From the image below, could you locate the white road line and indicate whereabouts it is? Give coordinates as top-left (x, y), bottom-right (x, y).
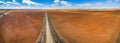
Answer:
top-left (45, 11), bottom-right (55, 43)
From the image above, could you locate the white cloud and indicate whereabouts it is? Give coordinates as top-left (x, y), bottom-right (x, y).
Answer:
top-left (51, 3), bottom-right (59, 7)
top-left (0, 1), bottom-right (5, 4)
top-left (76, 4), bottom-right (84, 6)
top-left (53, 0), bottom-right (72, 7)
top-left (6, 1), bottom-right (12, 4)
top-left (5, 1), bottom-right (21, 6)
top-left (54, 0), bottom-right (60, 3)
top-left (0, 0), bottom-right (21, 7)
top-left (0, 0), bottom-right (44, 9)
top-left (60, 1), bottom-right (71, 7)
top-left (96, 2), bottom-right (103, 5)
top-left (22, 0), bottom-right (43, 6)
top-left (0, 0), bottom-right (43, 7)
top-left (13, 0), bottom-right (16, 2)
top-left (76, 3), bottom-right (93, 7)
top-left (13, 2), bottom-right (20, 4)
top-left (84, 3), bottom-right (92, 6)
top-left (5, 1), bottom-right (12, 6)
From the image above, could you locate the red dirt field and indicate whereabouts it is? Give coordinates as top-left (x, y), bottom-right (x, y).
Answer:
top-left (0, 10), bottom-right (44, 43)
top-left (48, 10), bottom-right (120, 43)
top-left (0, 10), bottom-right (120, 43)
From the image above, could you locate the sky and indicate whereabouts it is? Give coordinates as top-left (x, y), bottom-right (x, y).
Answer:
top-left (0, 0), bottom-right (120, 9)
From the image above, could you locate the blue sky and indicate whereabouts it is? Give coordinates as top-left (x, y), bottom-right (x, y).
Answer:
top-left (0, 0), bottom-right (120, 9)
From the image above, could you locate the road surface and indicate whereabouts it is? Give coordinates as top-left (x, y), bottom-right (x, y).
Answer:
top-left (36, 11), bottom-right (66, 43)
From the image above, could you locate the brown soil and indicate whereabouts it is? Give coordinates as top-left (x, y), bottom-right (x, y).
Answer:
top-left (48, 10), bottom-right (120, 43)
top-left (0, 10), bottom-right (120, 43)
top-left (0, 10), bottom-right (44, 43)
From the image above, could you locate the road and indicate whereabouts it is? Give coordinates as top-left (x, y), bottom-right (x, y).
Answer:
top-left (36, 11), bottom-right (66, 43)
top-left (45, 10), bottom-right (55, 43)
